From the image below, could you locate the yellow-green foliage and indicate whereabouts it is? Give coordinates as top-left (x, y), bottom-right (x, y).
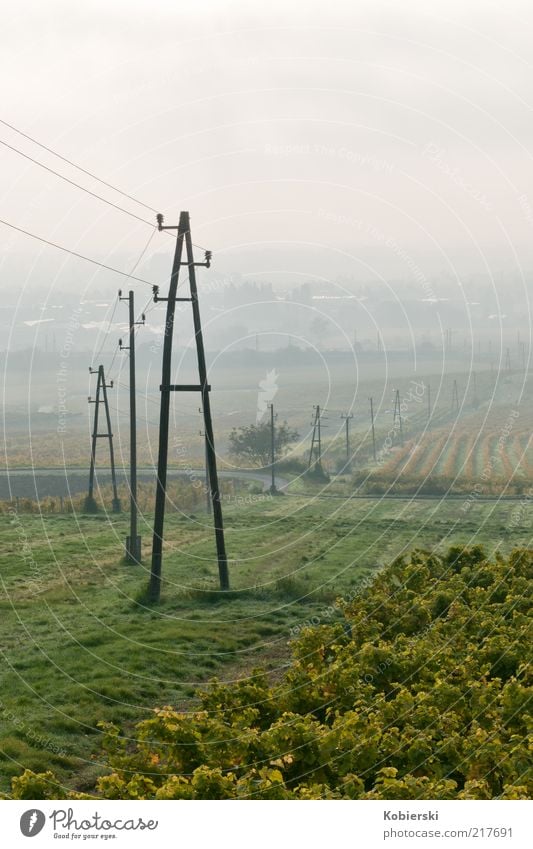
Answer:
top-left (8, 546), bottom-right (532, 800)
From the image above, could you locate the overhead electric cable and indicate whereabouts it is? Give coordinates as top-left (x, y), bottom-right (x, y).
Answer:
top-left (0, 217), bottom-right (156, 285)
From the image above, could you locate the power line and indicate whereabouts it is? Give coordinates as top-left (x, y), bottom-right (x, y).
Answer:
top-left (0, 117), bottom-right (158, 213)
top-left (0, 216), bottom-right (156, 285)
top-left (0, 119), bottom-right (212, 252)
top-left (0, 137), bottom-right (158, 229)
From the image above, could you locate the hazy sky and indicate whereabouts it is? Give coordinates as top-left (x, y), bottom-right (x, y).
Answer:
top-left (2, 0), bottom-right (533, 294)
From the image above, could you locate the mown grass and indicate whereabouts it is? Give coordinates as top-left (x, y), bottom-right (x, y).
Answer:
top-left (0, 494), bottom-right (530, 792)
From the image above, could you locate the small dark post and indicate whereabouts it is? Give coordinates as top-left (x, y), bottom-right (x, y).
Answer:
top-left (427, 382), bottom-right (431, 422)
top-left (369, 397), bottom-right (376, 461)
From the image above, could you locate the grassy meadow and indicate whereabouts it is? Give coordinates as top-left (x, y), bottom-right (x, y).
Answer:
top-left (0, 492), bottom-right (530, 793)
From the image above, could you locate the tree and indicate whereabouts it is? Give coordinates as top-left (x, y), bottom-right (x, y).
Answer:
top-left (228, 421), bottom-right (299, 468)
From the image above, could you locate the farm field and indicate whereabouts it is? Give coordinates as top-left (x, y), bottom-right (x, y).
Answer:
top-left (352, 403), bottom-right (533, 496)
top-left (0, 493), bottom-right (530, 793)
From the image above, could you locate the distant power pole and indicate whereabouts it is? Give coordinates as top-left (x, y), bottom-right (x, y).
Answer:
top-left (119, 290), bottom-right (145, 564)
top-left (392, 389), bottom-right (403, 446)
top-left (452, 379), bottom-right (460, 413)
top-left (86, 365), bottom-right (121, 514)
top-left (308, 405), bottom-right (326, 472)
top-left (472, 372), bottom-right (479, 407)
top-left (369, 397), bottom-right (376, 461)
top-left (505, 347), bottom-right (512, 372)
top-left (340, 412), bottom-right (353, 471)
top-left (427, 382), bottom-right (431, 423)
top-left (149, 211), bottom-right (229, 603)
top-left (269, 403), bottom-right (278, 494)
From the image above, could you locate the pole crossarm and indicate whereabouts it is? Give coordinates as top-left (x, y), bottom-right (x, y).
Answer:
top-left (161, 384), bottom-right (211, 392)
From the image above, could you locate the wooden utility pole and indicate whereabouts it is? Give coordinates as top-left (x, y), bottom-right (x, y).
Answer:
top-left (393, 389), bottom-right (403, 446)
top-left (369, 396), bottom-right (376, 461)
top-left (86, 365), bottom-right (120, 514)
top-left (149, 211), bottom-right (229, 602)
top-left (340, 412), bottom-right (353, 471)
top-left (308, 405), bottom-right (326, 472)
top-left (269, 403), bottom-right (278, 494)
top-left (452, 379), bottom-right (460, 413)
top-left (119, 290), bottom-right (144, 563)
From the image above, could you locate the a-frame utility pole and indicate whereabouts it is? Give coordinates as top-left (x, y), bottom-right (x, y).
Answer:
top-left (308, 405), bottom-right (326, 472)
top-left (149, 211), bottom-right (229, 603)
top-left (392, 389), bottom-right (403, 446)
top-left (85, 365), bottom-right (121, 514)
top-left (119, 290), bottom-right (145, 563)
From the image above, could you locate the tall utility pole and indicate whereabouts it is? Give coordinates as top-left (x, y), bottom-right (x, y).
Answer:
top-left (119, 290), bottom-right (145, 563)
top-left (86, 365), bottom-right (121, 514)
top-left (269, 403), bottom-right (278, 494)
top-left (392, 389), bottom-right (403, 446)
top-left (369, 396), bottom-right (376, 461)
top-left (340, 412), bottom-right (353, 471)
top-left (149, 211), bottom-right (229, 603)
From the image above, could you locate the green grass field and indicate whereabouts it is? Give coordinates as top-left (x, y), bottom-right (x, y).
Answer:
top-left (0, 493), bottom-right (530, 793)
